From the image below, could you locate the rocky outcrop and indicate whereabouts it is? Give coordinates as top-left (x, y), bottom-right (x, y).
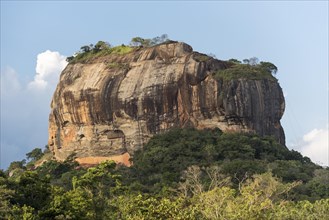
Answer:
top-left (48, 41), bottom-right (285, 165)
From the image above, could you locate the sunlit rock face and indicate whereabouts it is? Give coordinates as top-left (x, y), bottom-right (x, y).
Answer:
top-left (48, 41), bottom-right (285, 165)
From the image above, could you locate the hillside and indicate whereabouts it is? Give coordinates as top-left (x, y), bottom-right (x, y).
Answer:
top-left (2, 128), bottom-right (328, 219)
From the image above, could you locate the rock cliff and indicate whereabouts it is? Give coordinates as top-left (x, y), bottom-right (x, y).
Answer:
top-left (48, 41), bottom-right (285, 165)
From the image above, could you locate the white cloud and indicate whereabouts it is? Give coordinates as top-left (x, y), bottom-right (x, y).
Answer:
top-left (1, 66), bottom-right (21, 94)
top-left (28, 50), bottom-right (67, 90)
top-left (300, 126), bottom-right (328, 166)
top-left (1, 50), bottom-right (67, 169)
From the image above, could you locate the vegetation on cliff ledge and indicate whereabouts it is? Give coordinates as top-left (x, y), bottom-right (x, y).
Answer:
top-left (66, 41), bottom-right (134, 64)
top-left (214, 57), bottom-right (278, 81)
top-left (2, 129), bottom-right (328, 219)
top-left (66, 35), bottom-right (170, 64)
top-left (66, 36), bottom-right (279, 83)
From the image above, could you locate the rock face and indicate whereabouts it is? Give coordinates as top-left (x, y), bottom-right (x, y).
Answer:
top-left (48, 42), bottom-right (285, 165)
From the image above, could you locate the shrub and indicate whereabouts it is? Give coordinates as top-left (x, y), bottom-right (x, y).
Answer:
top-left (214, 63), bottom-right (277, 81)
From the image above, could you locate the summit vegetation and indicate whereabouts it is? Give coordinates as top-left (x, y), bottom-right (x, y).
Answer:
top-left (214, 57), bottom-right (279, 81)
top-left (65, 36), bottom-right (279, 84)
top-left (66, 34), bottom-right (170, 64)
top-left (1, 128), bottom-right (328, 219)
top-left (65, 41), bottom-right (134, 64)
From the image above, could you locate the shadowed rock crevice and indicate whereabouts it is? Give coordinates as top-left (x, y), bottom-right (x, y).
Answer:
top-left (48, 41), bottom-right (285, 163)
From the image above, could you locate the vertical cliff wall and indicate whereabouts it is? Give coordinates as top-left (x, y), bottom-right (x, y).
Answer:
top-left (48, 42), bottom-right (285, 165)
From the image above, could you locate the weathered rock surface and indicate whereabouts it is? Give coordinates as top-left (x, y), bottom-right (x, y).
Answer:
top-left (48, 42), bottom-right (285, 165)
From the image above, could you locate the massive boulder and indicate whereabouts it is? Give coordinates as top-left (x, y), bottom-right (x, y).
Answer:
top-left (48, 41), bottom-right (285, 165)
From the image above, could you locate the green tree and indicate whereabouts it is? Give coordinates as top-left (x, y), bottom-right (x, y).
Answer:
top-left (243, 58), bottom-right (249, 64)
top-left (193, 172), bottom-right (301, 219)
top-left (269, 160), bottom-right (316, 183)
top-left (41, 186), bottom-right (93, 219)
top-left (7, 160), bottom-right (26, 177)
top-left (242, 57), bottom-right (259, 65)
top-left (73, 160), bottom-right (122, 219)
top-left (10, 204), bottom-right (36, 220)
top-left (13, 171), bottom-right (51, 211)
top-left (292, 168), bottom-right (329, 201)
top-left (228, 58), bottom-right (241, 64)
top-left (130, 37), bottom-right (150, 47)
top-left (35, 156), bottom-right (82, 191)
top-left (150, 34), bottom-right (169, 45)
top-left (26, 148), bottom-right (43, 162)
top-left (260, 61), bottom-right (278, 75)
top-left (195, 186), bottom-right (236, 219)
top-left (178, 165), bottom-right (231, 198)
top-left (215, 133), bottom-right (256, 160)
top-left (131, 128), bottom-right (223, 191)
top-left (66, 56), bottom-right (74, 62)
top-left (0, 171), bottom-right (14, 219)
top-left (130, 35), bottom-right (169, 47)
top-left (116, 194), bottom-right (200, 219)
top-left (80, 45), bottom-right (91, 53)
top-left (93, 41), bottom-right (110, 52)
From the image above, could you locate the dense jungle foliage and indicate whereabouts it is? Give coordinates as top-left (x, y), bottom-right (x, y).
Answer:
top-left (1, 128), bottom-right (328, 219)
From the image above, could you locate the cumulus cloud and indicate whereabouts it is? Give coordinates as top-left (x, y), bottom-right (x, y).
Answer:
top-left (1, 50), bottom-right (67, 169)
top-left (300, 126), bottom-right (328, 166)
top-left (28, 50), bottom-right (67, 90)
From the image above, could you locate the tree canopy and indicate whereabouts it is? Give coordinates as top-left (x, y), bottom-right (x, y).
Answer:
top-left (130, 34), bottom-right (169, 47)
top-left (1, 128), bottom-right (328, 219)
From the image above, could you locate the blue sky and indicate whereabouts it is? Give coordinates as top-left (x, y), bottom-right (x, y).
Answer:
top-left (1, 1), bottom-right (328, 169)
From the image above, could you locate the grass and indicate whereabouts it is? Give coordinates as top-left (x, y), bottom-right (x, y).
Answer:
top-left (110, 45), bottom-right (134, 55)
top-left (213, 64), bottom-right (277, 81)
top-left (70, 45), bottom-right (134, 64)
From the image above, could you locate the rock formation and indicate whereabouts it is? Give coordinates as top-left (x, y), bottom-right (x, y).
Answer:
top-left (48, 41), bottom-right (285, 165)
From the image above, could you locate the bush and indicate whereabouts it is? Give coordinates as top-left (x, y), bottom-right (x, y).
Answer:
top-left (214, 63), bottom-right (277, 81)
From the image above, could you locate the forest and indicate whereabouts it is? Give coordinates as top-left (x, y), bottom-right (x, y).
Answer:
top-left (1, 128), bottom-right (328, 219)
